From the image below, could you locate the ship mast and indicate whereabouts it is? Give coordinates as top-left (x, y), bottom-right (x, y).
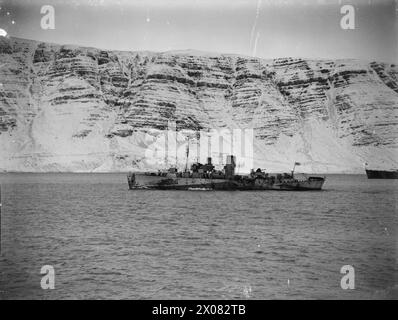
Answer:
top-left (207, 130), bottom-right (211, 162)
top-left (166, 120), bottom-right (178, 169)
top-left (196, 131), bottom-right (200, 163)
top-left (175, 122), bottom-right (178, 169)
top-left (165, 125), bottom-right (168, 168)
top-left (185, 136), bottom-right (189, 172)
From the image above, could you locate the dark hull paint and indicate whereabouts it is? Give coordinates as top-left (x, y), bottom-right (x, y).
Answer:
top-left (365, 169), bottom-right (398, 179)
top-left (127, 173), bottom-right (325, 191)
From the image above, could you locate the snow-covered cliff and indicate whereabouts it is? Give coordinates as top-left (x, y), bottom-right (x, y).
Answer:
top-left (0, 37), bottom-right (397, 173)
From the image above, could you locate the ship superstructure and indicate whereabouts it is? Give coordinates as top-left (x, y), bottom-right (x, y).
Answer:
top-left (127, 155), bottom-right (325, 191)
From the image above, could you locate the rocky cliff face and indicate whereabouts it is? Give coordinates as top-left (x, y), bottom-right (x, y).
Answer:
top-left (0, 37), bottom-right (397, 173)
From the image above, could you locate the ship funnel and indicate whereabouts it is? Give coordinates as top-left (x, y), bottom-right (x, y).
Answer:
top-left (226, 155), bottom-right (236, 165)
top-left (225, 155), bottom-right (236, 178)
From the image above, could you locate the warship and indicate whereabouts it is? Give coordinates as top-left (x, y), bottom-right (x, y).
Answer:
top-left (364, 162), bottom-right (398, 179)
top-left (365, 169), bottom-right (398, 179)
top-left (127, 155), bottom-right (325, 191)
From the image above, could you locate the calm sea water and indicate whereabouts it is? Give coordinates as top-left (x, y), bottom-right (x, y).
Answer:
top-left (0, 173), bottom-right (396, 299)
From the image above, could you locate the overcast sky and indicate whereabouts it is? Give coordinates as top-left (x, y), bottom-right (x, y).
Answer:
top-left (0, 0), bottom-right (396, 62)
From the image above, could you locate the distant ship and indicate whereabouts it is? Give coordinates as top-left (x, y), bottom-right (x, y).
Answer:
top-left (127, 155), bottom-right (325, 191)
top-left (365, 169), bottom-right (398, 179)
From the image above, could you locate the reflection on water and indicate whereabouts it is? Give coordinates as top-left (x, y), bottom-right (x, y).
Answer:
top-left (0, 173), bottom-right (396, 299)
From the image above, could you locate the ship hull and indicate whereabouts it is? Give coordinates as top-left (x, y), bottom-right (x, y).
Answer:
top-left (365, 169), bottom-right (398, 179)
top-left (128, 173), bottom-right (325, 191)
